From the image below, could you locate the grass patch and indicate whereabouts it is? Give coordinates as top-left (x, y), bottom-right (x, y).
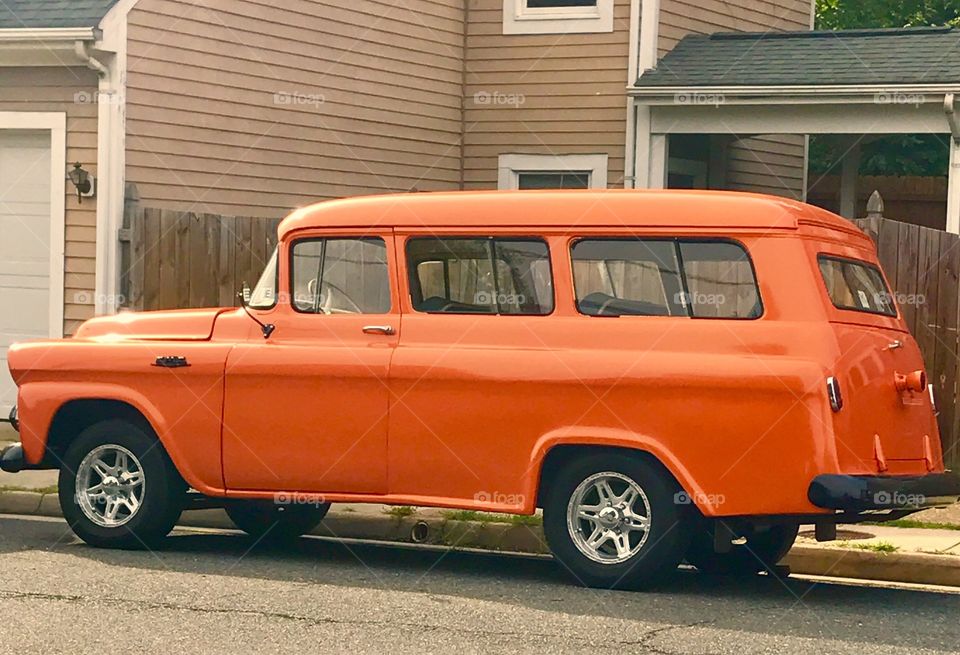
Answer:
top-left (382, 505), bottom-right (416, 519)
top-left (442, 510), bottom-right (542, 526)
top-left (0, 484), bottom-right (58, 495)
top-left (863, 519), bottom-right (960, 531)
top-left (852, 540), bottom-right (899, 554)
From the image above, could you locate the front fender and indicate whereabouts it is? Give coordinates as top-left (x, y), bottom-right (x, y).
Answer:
top-left (17, 381), bottom-right (225, 496)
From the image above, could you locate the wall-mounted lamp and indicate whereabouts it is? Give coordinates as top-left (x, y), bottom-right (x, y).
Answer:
top-left (68, 163), bottom-right (96, 203)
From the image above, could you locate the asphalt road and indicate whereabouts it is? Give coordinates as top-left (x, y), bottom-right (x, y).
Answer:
top-left (0, 515), bottom-right (958, 655)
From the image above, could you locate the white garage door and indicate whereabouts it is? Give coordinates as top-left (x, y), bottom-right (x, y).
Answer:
top-left (0, 131), bottom-right (52, 416)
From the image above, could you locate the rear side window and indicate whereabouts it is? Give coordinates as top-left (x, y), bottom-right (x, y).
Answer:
top-left (407, 237), bottom-right (554, 315)
top-left (679, 241), bottom-right (762, 319)
top-left (291, 237), bottom-right (391, 314)
top-left (818, 255), bottom-right (896, 317)
top-left (571, 239), bottom-right (761, 319)
top-left (570, 240), bottom-right (686, 316)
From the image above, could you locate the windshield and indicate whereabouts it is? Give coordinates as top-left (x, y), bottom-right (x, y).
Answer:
top-left (248, 247), bottom-right (278, 309)
top-left (818, 254), bottom-right (896, 317)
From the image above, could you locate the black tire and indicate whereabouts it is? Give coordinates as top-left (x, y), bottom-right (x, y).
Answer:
top-left (542, 453), bottom-right (691, 590)
top-left (59, 419), bottom-right (185, 549)
top-left (685, 520), bottom-right (798, 575)
top-left (226, 500), bottom-right (330, 542)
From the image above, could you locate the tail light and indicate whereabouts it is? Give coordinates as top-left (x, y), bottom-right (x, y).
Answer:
top-left (827, 377), bottom-right (843, 412)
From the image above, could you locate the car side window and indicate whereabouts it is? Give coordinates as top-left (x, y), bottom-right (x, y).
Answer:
top-left (291, 237), bottom-right (391, 314)
top-left (679, 241), bottom-right (761, 319)
top-left (406, 237), bottom-right (554, 315)
top-left (571, 239), bottom-right (761, 319)
top-left (571, 239), bottom-right (686, 316)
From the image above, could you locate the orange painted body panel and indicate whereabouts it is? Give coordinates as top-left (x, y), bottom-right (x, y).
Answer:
top-left (6, 191), bottom-right (945, 518)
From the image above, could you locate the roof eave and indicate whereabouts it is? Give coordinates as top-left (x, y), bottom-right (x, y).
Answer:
top-left (0, 26), bottom-right (97, 42)
top-left (628, 83), bottom-right (960, 103)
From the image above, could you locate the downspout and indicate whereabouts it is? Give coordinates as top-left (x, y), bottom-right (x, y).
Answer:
top-left (74, 40), bottom-right (108, 76)
top-left (623, 0), bottom-right (641, 188)
top-left (628, 0), bottom-right (661, 189)
top-left (944, 94), bottom-right (960, 234)
top-left (459, 1), bottom-right (470, 191)
top-left (944, 93), bottom-right (960, 141)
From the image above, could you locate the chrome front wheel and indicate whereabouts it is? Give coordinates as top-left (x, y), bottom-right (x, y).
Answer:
top-left (566, 471), bottom-right (652, 564)
top-left (60, 419), bottom-right (184, 549)
top-left (75, 444), bottom-right (146, 528)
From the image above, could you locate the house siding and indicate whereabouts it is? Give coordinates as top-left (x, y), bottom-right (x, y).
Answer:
top-left (659, 0), bottom-right (812, 199)
top-left (462, 0), bottom-right (632, 189)
top-left (0, 66), bottom-right (99, 335)
top-left (125, 0), bottom-right (465, 217)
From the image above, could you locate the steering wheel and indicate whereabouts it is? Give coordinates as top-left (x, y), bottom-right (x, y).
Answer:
top-left (318, 281), bottom-right (363, 315)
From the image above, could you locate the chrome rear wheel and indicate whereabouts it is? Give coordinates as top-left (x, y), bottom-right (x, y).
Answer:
top-left (566, 472), bottom-right (651, 564)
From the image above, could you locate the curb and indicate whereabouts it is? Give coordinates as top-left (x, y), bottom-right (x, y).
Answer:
top-left (3, 490), bottom-right (958, 587)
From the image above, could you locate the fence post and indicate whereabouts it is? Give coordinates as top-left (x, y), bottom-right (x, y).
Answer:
top-left (866, 189), bottom-right (885, 219)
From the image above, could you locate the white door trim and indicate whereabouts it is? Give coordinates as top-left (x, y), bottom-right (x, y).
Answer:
top-left (0, 111), bottom-right (66, 338)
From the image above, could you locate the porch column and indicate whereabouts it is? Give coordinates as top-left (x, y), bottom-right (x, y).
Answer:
top-left (647, 134), bottom-right (668, 188)
top-left (948, 138), bottom-right (960, 234)
top-left (839, 139), bottom-right (861, 219)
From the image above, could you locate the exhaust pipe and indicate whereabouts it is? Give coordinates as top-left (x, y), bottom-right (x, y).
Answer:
top-left (410, 520), bottom-right (430, 544)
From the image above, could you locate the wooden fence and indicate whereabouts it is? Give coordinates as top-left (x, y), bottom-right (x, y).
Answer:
top-left (120, 206), bottom-right (280, 311)
top-left (120, 206), bottom-right (960, 468)
top-left (855, 215), bottom-right (960, 468)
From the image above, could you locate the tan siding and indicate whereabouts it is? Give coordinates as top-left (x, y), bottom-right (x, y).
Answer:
top-left (463, 0), bottom-right (632, 189)
top-left (659, 0), bottom-right (811, 53)
top-left (0, 66), bottom-right (99, 335)
top-left (659, 0), bottom-right (811, 198)
top-left (125, 0), bottom-right (465, 216)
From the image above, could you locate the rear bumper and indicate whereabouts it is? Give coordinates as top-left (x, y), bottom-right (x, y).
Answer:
top-left (808, 472), bottom-right (960, 512)
top-left (0, 443), bottom-right (26, 473)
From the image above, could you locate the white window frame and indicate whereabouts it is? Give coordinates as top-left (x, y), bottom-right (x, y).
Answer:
top-left (502, 0), bottom-right (614, 35)
top-left (0, 112), bottom-right (66, 338)
top-left (498, 153), bottom-right (609, 190)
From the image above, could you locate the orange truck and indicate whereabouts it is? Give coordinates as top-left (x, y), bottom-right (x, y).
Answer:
top-left (4, 190), bottom-right (959, 589)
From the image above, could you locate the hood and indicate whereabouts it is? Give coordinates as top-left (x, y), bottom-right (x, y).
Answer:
top-left (73, 308), bottom-right (232, 341)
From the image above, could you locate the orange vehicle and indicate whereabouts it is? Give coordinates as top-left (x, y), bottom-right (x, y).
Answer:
top-left (4, 190), bottom-right (960, 589)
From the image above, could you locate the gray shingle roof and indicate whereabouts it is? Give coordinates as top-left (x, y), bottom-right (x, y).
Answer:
top-left (635, 27), bottom-right (960, 88)
top-left (0, 0), bottom-right (119, 29)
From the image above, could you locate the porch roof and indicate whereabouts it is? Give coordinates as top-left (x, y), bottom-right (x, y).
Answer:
top-left (0, 0), bottom-right (118, 29)
top-left (634, 27), bottom-right (960, 90)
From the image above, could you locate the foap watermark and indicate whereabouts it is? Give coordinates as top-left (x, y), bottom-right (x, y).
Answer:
top-left (675, 290), bottom-right (727, 309)
top-left (674, 91), bottom-right (725, 107)
top-left (273, 90), bottom-right (325, 108)
top-left (878, 291), bottom-right (926, 308)
top-left (274, 492), bottom-right (328, 508)
top-left (74, 90), bottom-right (124, 106)
top-left (475, 291), bottom-right (526, 306)
top-left (874, 92), bottom-right (927, 107)
top-left (473, 90), bottom-right (525, 107)
top-left (872, 491), bottom-right (925, 508)
top-left (474, 491), bottom-right (525, 506)
top-left (72, 291), bottom-right (127, 307)
top-left (674, 490), bottom-right (726, 507)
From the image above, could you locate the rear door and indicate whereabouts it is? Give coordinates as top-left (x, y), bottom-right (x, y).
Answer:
top-left (813, 247), bottom-right (937, 474)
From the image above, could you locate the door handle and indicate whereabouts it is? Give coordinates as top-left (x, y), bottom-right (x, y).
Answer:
top-left (362, 325), bottom-right (395, 335)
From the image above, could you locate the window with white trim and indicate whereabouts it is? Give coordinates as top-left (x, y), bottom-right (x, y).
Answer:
top-left (498, 154), bottom-right (609, 190)
top-left (502, 0), bottom-right (613, 35)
